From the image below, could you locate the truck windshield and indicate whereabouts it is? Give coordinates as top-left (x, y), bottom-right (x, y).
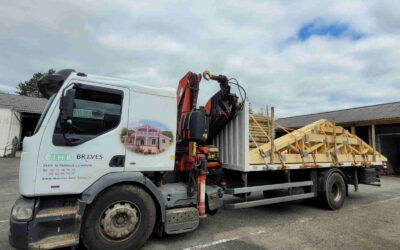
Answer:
top-left (33, 94), bottom-right (56, 134)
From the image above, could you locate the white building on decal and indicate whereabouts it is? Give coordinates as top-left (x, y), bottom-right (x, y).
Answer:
top-left (127, 124), bottom-right (171, 154)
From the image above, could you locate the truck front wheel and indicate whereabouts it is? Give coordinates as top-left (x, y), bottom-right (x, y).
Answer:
top-left (82, 184), bottom-right (156, 250)
top-left (321, 172), bottom-right (346, 210)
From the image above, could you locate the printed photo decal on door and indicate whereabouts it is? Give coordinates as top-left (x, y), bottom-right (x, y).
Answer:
top-left (120, 120), bottom-right (174, 155)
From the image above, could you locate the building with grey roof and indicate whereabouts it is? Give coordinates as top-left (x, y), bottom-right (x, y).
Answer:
top-left (0, 93), bottom-right (47, 114)
top-left (277, 101), bottom-right (400, 128)
top-left (0, 93), bottom-right (47, 157)
top-left (276, 102), bottom-right (400, 174)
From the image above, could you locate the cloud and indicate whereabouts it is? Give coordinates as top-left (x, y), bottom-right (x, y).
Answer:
top-left (98, 34), bottom-right (185, 53)
top-left (1, 0), bottom-right (400, 118)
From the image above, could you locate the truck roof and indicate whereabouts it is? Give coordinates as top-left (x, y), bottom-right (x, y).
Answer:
top-left (68, 72), bottom-right (176, 98)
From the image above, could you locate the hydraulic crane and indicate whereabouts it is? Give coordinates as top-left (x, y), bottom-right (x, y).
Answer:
top-left (175, 70), bottom-right (245, 216)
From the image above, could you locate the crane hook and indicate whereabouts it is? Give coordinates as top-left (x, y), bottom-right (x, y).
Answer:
top-left (203, 70), bottom-right (213, 81)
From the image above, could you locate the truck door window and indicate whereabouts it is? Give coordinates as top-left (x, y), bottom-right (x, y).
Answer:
top-left (53, 85), bottom-right (123, 146)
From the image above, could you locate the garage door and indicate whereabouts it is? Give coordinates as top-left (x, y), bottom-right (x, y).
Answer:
top-left (379, 135), bottom-right (400, 174)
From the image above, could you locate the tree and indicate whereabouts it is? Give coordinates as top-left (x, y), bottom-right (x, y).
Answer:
top-left (120, 128), bottom-right (135, 142)
top-left (16, 69), bottom-right (55, 97)
top-left (162, 131), bottom-right (173, 140)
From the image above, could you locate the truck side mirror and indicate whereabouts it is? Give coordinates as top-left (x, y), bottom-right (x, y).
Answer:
top-left (60, 89), bottom-right (76, 126)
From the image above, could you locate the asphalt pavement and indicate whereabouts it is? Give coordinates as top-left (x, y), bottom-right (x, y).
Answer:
top-left (1, 158), bottom-right (399, 250)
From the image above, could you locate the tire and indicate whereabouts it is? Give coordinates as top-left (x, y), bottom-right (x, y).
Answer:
top-left (206, 207), bottom-right (219, 216)
top-left (206, 199), bottom-right (219, 216)
top-left (81, 184), bottom-right (156, 250)
top-left (320, 172), bottom-right (346, 210)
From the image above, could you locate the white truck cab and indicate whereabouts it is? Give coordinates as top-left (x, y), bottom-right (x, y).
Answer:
top-left (20, 72), bottom-right (177, 196)
top-left (10, 70), bottom-right (198, 250)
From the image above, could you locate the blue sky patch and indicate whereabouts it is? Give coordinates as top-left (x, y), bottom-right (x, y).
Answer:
top-left (297, 20), bottom-right (363, 41)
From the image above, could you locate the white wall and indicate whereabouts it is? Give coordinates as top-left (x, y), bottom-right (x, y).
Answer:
top-left (214, 102), bottom-right (250, 172)
top-left (0, 108), bottom-right (21, 157)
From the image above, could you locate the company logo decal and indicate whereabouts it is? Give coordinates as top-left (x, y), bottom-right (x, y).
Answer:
top-left (77, 154), bottom-right (103, 161)
top-left (46, 153), bottom-right (72, 161)
top-left (120, 120), bottom-right (174, 155)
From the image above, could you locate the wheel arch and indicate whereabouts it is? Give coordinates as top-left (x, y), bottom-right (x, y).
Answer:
top-left (81, 172), bottom-right (165, 223)
top-left (317, 168), bottom-right (349, 196)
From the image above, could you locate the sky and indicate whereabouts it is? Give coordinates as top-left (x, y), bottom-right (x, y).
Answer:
top-left (129, 120), bottom-right (170, 132)
top-left (1, 0), bottom-right (400, 118)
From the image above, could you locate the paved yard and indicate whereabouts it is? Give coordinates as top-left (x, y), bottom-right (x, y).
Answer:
top-left (1, 158), bottom-right (399, 249)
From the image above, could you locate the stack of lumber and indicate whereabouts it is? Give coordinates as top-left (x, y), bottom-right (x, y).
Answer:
top-left (249, 119), bottom-right (387, 166)
top-left (249, 114), bottom-right (273, 149)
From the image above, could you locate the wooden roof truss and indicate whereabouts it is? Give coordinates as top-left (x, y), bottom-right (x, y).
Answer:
top-left (249, 118), bottom-right (387, 167)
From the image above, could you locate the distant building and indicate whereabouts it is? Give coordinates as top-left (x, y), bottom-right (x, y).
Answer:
top-left (127, 124), bottom-right (171, 154)
top-left (0, 93), bottom-right (47, 157)
top-left (277, 101), bottom-right (400, 174)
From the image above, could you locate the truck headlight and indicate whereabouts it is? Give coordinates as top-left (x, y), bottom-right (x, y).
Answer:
top-left (11, 197), bottom-right (35, 221)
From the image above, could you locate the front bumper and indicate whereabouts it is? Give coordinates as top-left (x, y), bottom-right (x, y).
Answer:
top-left (9, 217), bottom-right (28, 249)
top-left (9, 196), bottom-right (82, 249)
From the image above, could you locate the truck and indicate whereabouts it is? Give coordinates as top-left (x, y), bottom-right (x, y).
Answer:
top-left (9, 69), bottom-right (386, 249)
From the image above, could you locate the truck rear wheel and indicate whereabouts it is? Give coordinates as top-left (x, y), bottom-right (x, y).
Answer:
top-left (321, 172), bottom-right (346, 210)
top-left (82, 184), bottom-right (156, 250)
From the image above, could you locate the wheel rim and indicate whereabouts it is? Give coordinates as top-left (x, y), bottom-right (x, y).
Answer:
top-left (99, 201), bottom-right (140, 241)
top-left (331, 181), bottom-right (342, 202)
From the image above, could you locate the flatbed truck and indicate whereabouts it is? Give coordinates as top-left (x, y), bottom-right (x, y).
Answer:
top-left (9, 69), bottom-right (385, 249)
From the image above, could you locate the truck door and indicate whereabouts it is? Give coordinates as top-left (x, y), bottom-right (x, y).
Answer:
top-left (35, 82), bottom-right (129, 195)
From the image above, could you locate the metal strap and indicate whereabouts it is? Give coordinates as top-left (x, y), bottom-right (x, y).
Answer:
top-left (249, 132), bottom-right (269, 170)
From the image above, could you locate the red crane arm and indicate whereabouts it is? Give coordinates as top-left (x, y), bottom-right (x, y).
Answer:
top-left (176, 72), bottom-right (202, 137)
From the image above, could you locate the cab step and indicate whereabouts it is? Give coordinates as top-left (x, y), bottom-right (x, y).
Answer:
top-left (30, 233), bottom-right (77, 249)
top-left (35, 206), bottom-right (78, 222)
